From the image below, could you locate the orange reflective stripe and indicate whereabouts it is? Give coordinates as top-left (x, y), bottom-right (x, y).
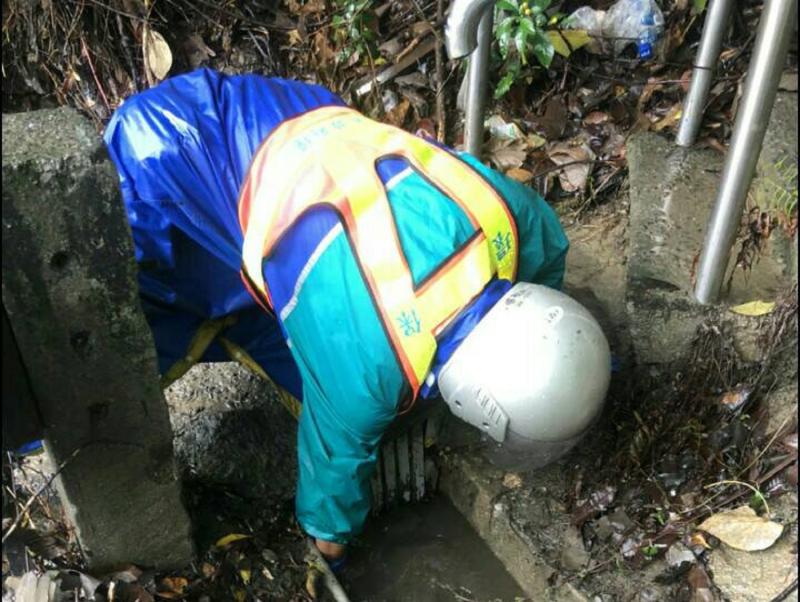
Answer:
top-left (238, 106), bottom-right (518, 397)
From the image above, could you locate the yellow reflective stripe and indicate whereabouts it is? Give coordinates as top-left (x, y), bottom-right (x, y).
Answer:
top-left (387, 139), bottom-right (517, 281)
top-left (241, 107), bottom-right (358, 296)
top-left (325, 144), bottom-right (435, 388)
top-left (416, 237), bottom-right (494, 333)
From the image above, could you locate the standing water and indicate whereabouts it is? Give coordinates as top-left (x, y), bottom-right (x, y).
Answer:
top-left (345, 497), bottom-right (525, 601)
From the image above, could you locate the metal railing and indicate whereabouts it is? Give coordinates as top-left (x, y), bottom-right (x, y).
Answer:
top-left (679, 0), bottom-right (797, 303)
top-left (445, 0), bottom-right (797, 305)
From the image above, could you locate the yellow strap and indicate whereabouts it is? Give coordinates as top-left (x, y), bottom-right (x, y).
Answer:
top-left (160, 315), bottom-right (238, 389)
top-left (218, 336), bottom-right (303, 420)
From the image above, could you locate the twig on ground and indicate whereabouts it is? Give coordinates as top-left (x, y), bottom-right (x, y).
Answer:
top-left (703, 479), bottom-right (771, 518)
top-left (533, 159), bottom-right (618, 179)
top-left (682, 455), bottom-right (796, 520)
top-left (771, 579), bottom-right (799, 602)
top-left (737, 414), bottom-right (794, 479)
top-left (2, 446), bottom-right (82, 544)
top-left (434, 0), bottom-right (446, 143)
top-left (355, 35), bottom-right (438, 97)
top-left (80, 37), bottom-right (110, 112)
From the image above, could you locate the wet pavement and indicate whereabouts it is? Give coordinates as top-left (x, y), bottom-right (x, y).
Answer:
top-left (345, 496), bottom-right (525, 602)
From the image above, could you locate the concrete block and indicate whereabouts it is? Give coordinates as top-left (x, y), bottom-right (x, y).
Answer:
top-left (438, 444), bottom-right (675, 601)
top-left (1, 108), bottom-right (193, 571)
top-left (625, 132), bottom-right (795, 364)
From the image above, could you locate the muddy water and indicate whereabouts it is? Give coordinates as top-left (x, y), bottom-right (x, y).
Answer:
top-left (345, 497), bottom-right (524, 602)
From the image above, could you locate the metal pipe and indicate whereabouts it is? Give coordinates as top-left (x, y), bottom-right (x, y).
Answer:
top-left (445, 0), bottom-right (496, 59)
top-left (693, 0), bottom-right (797, 304)
top-left (676, 0), bottom-right (734, 146)
top-left (445, 0), bottom-right (496, 157)
top-left (464, 8), bottom-right (494, 156)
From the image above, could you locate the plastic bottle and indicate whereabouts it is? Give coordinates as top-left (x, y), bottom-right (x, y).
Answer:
top-left (603, 0), bottom-right (665, 58)
top-left (566, 0), bottom-right (664, 59)
top-left (635, 3), bottom-right (664, 59)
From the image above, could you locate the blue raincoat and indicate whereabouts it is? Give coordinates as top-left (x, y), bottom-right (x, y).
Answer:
top-left (104, 68), bottom-right (569, 544)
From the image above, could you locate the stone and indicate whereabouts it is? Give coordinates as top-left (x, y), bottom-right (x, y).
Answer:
top-left (560, 527), bottom-right (590, 571)
top-left (665, 542), bottom-right (696, 568)
top-left (708, 493), bottom-right (798, 602)
top-left (1, 108), bottom-right (193, 570)
top-left (164, 362), bottom-right (297, 501)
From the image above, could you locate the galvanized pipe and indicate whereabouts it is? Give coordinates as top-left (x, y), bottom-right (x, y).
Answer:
top-left (445, 0), bottom-right (496, 59)
top-left (445, 0), bottom-right (496, 157)
top-left (676, 0), bottom-right (734, 146)
top-left (694, 0), bottom-right (797, 304)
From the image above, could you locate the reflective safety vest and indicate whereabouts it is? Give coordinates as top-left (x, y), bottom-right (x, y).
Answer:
top-left (238, 106), bottom-right (519, 397)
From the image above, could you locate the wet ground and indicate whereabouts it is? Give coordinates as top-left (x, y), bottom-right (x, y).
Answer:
top-left (345, 497), bottom-right (525, 602)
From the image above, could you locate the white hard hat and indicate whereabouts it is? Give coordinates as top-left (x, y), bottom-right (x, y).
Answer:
top-left (437, 282), bottom-right (611, 470)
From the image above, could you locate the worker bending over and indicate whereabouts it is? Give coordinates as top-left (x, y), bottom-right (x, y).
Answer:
top-left (104, 68), bottom-right (611, 566)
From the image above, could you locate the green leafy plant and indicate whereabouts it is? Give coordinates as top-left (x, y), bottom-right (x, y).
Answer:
top-left (331, 0), bottom-right (377, 64)
top-left (641, 542), bottom-right (661, 559)
top-left (493, 0), bottom-right (555, 98)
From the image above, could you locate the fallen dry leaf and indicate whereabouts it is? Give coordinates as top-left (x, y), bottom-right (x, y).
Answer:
top-left (698, 506), bottom-right (783, 551)
top-left (583, 111), bottom-right (610, 125)
top-left (718, 386), bottom-right (752, 412)
top-left (287, 29), bottom-right (304, 46)
top-left (638, 77), bottom-right (664, 107)
top-left (383, 99), bottom-right (410, 128)
top-left (538, 97), bottom-right (568, 140)
top-left (546, 141), bottom-right (596, 192)
top-left (546, 29), bottom-right (592, 57)
top-left (506, 168), bottom-right (534, 184)
top-left (156, 576), bottom-right (188, 599)
top-left (182, 34), bottom-right (215, 70)
top-left (312, 30), bottom-right (336, 67)
top-left (690, 531), bottom-right (713, 549)
top-left (215, 533), bottom-right (251, 548)
top-left (526, 133), bottom-right (547, 149)
top-left (687, 564), bottom-right (714, 602)
top-left (487, 140), bottom-right (528, 170)
top-left (652, 105), bottom-right (683, 132)
top-left (143, 26), bottom-right (172, 83)
top-left (729, 300), bottom-right (776, 316)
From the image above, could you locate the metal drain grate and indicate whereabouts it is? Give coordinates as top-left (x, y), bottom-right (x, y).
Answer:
top-left (372, 401), bottom-right (447, 512)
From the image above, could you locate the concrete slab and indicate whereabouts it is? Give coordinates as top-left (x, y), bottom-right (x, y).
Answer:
top-left (625, 129), bottom-right (796, 364)
top-left (437, 428), bottom-right (676, 601)
top-left (563, 207), bottom-right (631, 360)
top-left (2, 108), bottom-right (193, 571)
